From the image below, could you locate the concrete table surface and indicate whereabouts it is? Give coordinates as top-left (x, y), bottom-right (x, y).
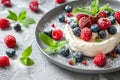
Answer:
top-left (0, 0), bottom-right (120, 80)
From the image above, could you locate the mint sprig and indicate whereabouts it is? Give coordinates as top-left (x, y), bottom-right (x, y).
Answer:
top-left (39, 33), bottom-right (68, 54)
top-left (7, 10), bottom-right (36, 27)
top-left (20, 45), bottom-right (34, 66)
top-left (100, 4), bottom-right (115, 12)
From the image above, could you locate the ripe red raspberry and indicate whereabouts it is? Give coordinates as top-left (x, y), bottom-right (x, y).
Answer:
top-left (0, 56), bottom-right (10, 68)
top-left (114, 11), bottom-right (120, 23)
top-left (29, 0), bottom-right (39, 13)
top-left (76, 13), bottom-right (89, 21)
top-left (4, 35), bottom-right (16, 48)
top-left (82, 61), bottom-right (87, 65)
top-left (66, 12), bottom-right (73, 17)
top-left (0, 18), bottom-right (10, 29)
top-left (52, 29), bottom-right (63, 40)
top-left (97, 18), bottom-right (111, 30)
top-left (93, 53), bottom-right (106, 67)
top-left (56, 0), bottom-right (65, 4)
top-left (1, 0), bottom-right (11, 7)
top-left (68, 60), bottom-right (73, 65)
top-left (80, 28), bottom-right (92, 41)
top-left (79, 17), bottom-right (92, 28)
top-left (98, 11), bottom-right (107, 18)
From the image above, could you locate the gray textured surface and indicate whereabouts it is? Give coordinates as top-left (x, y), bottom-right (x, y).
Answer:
top-left (0, 0), bottom-right (120, 80)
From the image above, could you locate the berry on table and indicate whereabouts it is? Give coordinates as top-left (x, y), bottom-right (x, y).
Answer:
top-left (60, 48), bottom-right (69, 57)
top-left (64, 5), bottom-right (73, 13)
top-left (109, 16), bottom-right (116, 24)
top-left (56, 0), bottom-right (65, 4)
top-left (29, 0), bottom-right (39, 13)
top-left (107, 26), bottom-right (117, 35)
top-left (73, 27), bottom-right (81, 37)
top-left (14, 24), bottom-right (22, 32)
top-left (58, 14), bottom-right (65, 22)
top-left (52, 29), bottom-right (63, 40)
top-left (0, 18), bottom-right (10, 29)
top-left (0, 56), bottom-right (10, 67)
top-left (90, 24), bottom-right (100, 33)
top-left (76, 13), bottom-right (89, 21)
top-left (1, 0), bottom-right (11, 7)
top-left (114, 11), bottom-right (120, 24)
top-left (93, 53), bottom-right (106, 67)
top-left (43, 29), bottom-right (52, 37)
top-left (73, 51), bottom-right (83, 62)
top-left (68, 59), bottom-right (73, 65)
top-left (98, 30), bottom-right (106, 39)
top-left (6, 48), bottom-right (16, 58)
top-left (4, 35), bottom-right (16, 48)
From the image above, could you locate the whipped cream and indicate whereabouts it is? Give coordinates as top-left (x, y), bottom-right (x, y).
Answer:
top-left (64, 23), bottom-right (120, 57)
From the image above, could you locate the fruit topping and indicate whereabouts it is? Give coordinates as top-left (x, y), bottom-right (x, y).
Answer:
top-left (76, 14), bottom-right (89, 21)
top-left (58, 14), bottom-right (65, 22)
top-left (1, 0), bottom-right (11, 7)
top-left (82, 61), bottom-right (87, 65)
top-left (14, 24), bottom-right (22, 32)
top-left (56, 0), bottom-right (65, 4)
top-left (98, 30), bottom-right (106, 39)
top-left (68, 59), bottom-right (73, 65)
top-left (0, 56), bottom-right (10, 67)
top-left (0, 18), bottom-right (10, 29)
top-left (98, 11), bottom-right (107, 18)
top-left (109, 16), bottom-right (116, 24)
top-left (43, 29), bottom-right (52, 37)
top-left (52, 29), bottom-right (63, 40)
top-left (29, 0), bottom-right (39, 13)
top-left (51, 23), bottom-right (55, 28)
top-left (90, 24), bottom-right (100, 33)
top-left (69, 20), bottom-right (79, 29)
top-left (6, 48), bottom-right (16, 58)
top-left (73, 51), bottom-right (83, 62)
top-left (73, 27), bottom-right (81, 37)
top-left (107, 26), bottom-right (117, 35)
top-left (64, 5), bottom-right (73, 13)
top-left (114, 11), bottom-right (120, 24)
top-left (60, 47), bottom-right (69, 57)
top-left (66, 12), bottom-right (73, 17)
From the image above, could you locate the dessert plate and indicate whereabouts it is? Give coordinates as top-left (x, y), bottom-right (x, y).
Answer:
top-left (35, 0), bottom-right (120, 74)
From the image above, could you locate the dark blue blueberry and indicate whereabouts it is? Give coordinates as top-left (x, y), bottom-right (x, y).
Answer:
top-left (98, 30), bottom-right (106, 39)
top-left (115, 44), bottom-right (120, 54)
top-left (108, 26), bottom-right (117, 35)
top-left (6, 48), bottom-right (16, 58)
top-left (68, 19), bottom-right (74, 24)
top-left (14, 24), bottom-right (21, 32)
top-left (73, 27), bottom-right (80, 37)
top-left (58, 14), bottom-right (65, 22)
top-left (69, 20), bottom-right (79, 29)
top-left (60, 48), bottom-right (69, 57)
top-left (43, 29), bottom-right (52, 37)
top-left (105, 11), bottom-right (111, 16)
top-left (90, 24), bottom-right (100, 33)
top-left (73, 52), bottom-right (83, 62)
top-left (64, 5), bottom-right (73, 13)
top-left (109, 16), bottom-right (116, 24)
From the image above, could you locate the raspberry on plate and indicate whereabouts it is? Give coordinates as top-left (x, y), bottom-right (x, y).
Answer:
top-left (93, 53), bottom-right (106, 67)
top-left (0, 18), bottom-right (10, 29)
top-left (29, 0), bottom-right (39, 13)
top-left (98, 11), bottom-right (107, 18)
top-left (76, 13), bottom-right (89, 21)
top-left (1, 0), bottom-right (11, 7)
top-left (56, 0), bottom-right (65, 4)
top-left (0, 56), bottom-right (10, 68)
top-left (80, 28), bottom-right (92, 41)
top-left (97, 18), bottom-right (111, 30)
top-left (4, 35), bottom-right (16, 48)
top-left (52, 29), bottom-right (63, 40)
top-left (114, 11), bottom-right (120, 24)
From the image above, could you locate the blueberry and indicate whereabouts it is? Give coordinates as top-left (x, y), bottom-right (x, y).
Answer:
top-left (43, 29), bottom-right (52, 37)
top-left (68, 19), bottom-right (74, 24)
top-left (73, 27), bottom-right (81, 37)
top-left (90, 24), bottom-right (100, 33)
top-left (108, 26), bottom-right (117, 35)
top-left (64, 5), bottom-right (73, 13)
top-left (98, 30), bottom-right (106, 39)
top-left (58, 14), bottom-right (65, 22)
top-left (6, 48), bottom-right (16, 58)
top-left (14, 24), bottom-right (21, 32)
top-left (105, 11), bottom-right (111, 16)
top-left (60, 48), bottom-right (69, 57)
top-left (69, 20), bottom-right (79, 29)
top-left (73, 52), bottom-right (83, 62)
top-left (115, 44), bottom-right (120, 54)
top-left (109, 16), bottom-right (116, 24)
top-left (110, 12), bottom-right (115, 16)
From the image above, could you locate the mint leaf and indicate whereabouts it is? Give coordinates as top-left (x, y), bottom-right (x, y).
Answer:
top-left (44, 47), bottom-right (56, 53)
top-left (20, 57), bottom-right (34, 66)
top-left (100, 4), bottom-right (115, 12)
top-left (90, 0), bottom-right (99, 15)
top-left (7, 10), bottom-right (17, 21)
top-left (21, 45), bottom-right (32, 58)
top-left (55, 41), bottom-right (68, 51)
top-left (95, 38), bottom-right (102, 43)
top-left (39, 33), bottom-right (55, 47)
top-left (18, 10), bottom-right (26, 21)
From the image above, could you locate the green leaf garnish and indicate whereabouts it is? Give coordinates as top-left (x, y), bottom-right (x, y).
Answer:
top-left (18, 10), bottom-right (26, 21)
top-left (7, 10), bottom-right (17, 21)
top-left (20, 57), bottom-right (34, 66)
top-left (100, 4), bottom-right (115, 12)
top-left (95, 38), bottom-right (102, 43)
top-left (55, 41), bottom-right (68, 51)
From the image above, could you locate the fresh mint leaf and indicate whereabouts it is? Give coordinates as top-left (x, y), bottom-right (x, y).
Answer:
top-left (7, 10), bottom-right (17, 21)
top-left (90, 0), bottom-right (99, 15)
top-left (20, 57), bottom-right (34, 66)
top-left (39, 33), bottom-right (55, 47)
top-left (18, 10), bottom-right (26, 21)
top-left (95, 38), bottom-right (102, 43)
top-left (22, 45), bottom-right (32, 58)
top-left (55, 41), bottom-right (68, 51)
top-left (100, 4), bottom-right (115, 12)
top-left (44, 47), bottom-right (56, 53)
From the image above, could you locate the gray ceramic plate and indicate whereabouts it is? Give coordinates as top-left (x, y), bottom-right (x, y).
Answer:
top-left (35, 0), bottom-right (120, 74)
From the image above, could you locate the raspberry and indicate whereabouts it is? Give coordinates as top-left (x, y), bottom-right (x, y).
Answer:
top-left (82, 61), bottom-right (87, 65)
top-left (0, 18), bottom-right (10, 29)
top-left (76, 13), bottom-right (89, 21)
top-left (51, 23), bottom-right (55, 28)
top-left (56, 0), bottom-right (65, 4)
top-left (93, 53), bottom-right (106, 67)
top-left (64, 20), bottom-right (68, 24)
top-left (98, 11), bottom-right (107, 18)
top-left (66, 12), bottom-right (73, 17)
top-left (114, 11), bottom-right (120, 23)
top-left (97, 18), bottom-right (111, 30)
top-left (0, 56), bottom-right (10, 67)
top-left (1, 0), bottom-right (11, 7)
top-left (68, 60), bottom-right (73, 65)
top-left (29, 0), bottom-right (39, 13)
top-left (52, 29), bottom-right (63, 40)
top-left (80, 28), bottom-right (92, 41)
top-left (79, 17), bottom-right (92, 28)
top-left (4, 35), bottom-right (16, 48)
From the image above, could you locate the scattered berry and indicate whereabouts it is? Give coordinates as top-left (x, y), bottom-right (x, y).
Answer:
top-left (93, 53), bottom-right (106, 67)
top-left (51, 23), bottom-right (55, 28)
top-left (97, 18), bottom-right (111, 30)
top-left (98, 30), bottom-right (106, 39)
top-left (115, 44), bottom-right (120, 54)
top-left (68, 19), bottom-right (74, 24)
top-left (0, 18), bottom-right (10, 29)
top-left (73, 27), bottom-right (81, 37)
top-left (1, 0), bottom-right (11, 7)
top-left (64, 20), bottom-right (68, 24)
top-left (56, 0), bottom-right (65, 4)
top-left (98, 11), bottom-right (107, 18)
top-left (0, 56), bottom-right (10, 67)
top-left (43, 29), bottom-right (52, 37)
top-left (6, 48), bottom-right (16, 58)
top-left (81, 28), bottom-right (92, 41)
top-left (73, 52), bottom-right (83, 62)
top-left (52, 29), bottom-right (63, 40)
top-left (29, 0), bottom-right (39, 13)
top-left (58, 14), bottom-right (65, 22)
top-left (68, 60), bottom-right (73, 65)
top-left (4, 35), bottom-right (16, 48)
top-left (60, 48), bottom-right (69, 57)
top-left (64, 5), bottom-right (73, 13)
top-left (107, 26), bottom-right (117, 35)
top-left (109, 16), bottom-right (116, 24)
top-left (82, 61), bottom-right (87, 65)
top-left (76, 14), bottom-right (89, 21)
top-left (66, 12), bottom-right (73, 17)
top-left (14, 24), bottom-right (22, 32)
top-left (114, 11), bottom-right (120, 23)
top-left (90, 24), bottom-right (100, 33)
top-left (69, 20), bottom-right (79, 29)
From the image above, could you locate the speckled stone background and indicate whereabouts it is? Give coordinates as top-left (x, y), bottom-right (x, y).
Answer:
top-left (0, 0), bottom-right (120, 80)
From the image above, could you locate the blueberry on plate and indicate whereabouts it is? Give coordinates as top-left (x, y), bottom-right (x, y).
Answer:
top-left (109, 16), bottom-right (116, 24)
top-left (98, 30), bottom-right (106, 39)
top-left (73, 51), bottom-right (83, 62)
top-left (60, 48), bottom-right (70, 57)
top-left (90, 24), bottom-right (100, 33)
top-left (43, 29), bottom-right (52, 37)
top-left (58, 14), bottom-right (65, 22)
top-left (73, 27), bottom-right (81, 37)
top-left (108, 26), bottom-right (117, 35)
top-left (64, 5), bottom-right (73, 13)
top-left (14, 24), bottom-right (22, 32)
top-left (6, 48), bottom-right (16, 58)
top-left (115, 44), bottom-right (120, 54)
top-left (69, 20), bottom-right (79, 29)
